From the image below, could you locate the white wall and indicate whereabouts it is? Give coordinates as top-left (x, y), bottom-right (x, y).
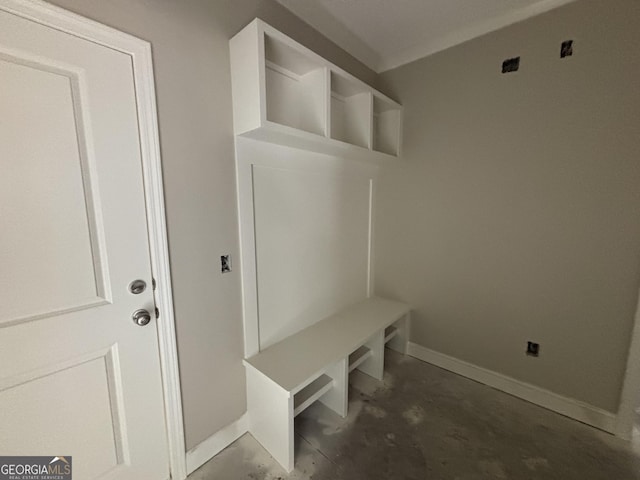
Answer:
top-left (46, 0), bottom-right (376, 450)
top-left (376, 0), bottom-right (640, 413)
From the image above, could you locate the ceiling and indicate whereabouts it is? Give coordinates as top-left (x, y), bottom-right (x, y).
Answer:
top-left (275, 0), bottom-right (578, 72)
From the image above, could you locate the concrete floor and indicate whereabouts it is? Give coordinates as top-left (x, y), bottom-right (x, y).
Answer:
top-left (190, 350), bottom-right (640, 479)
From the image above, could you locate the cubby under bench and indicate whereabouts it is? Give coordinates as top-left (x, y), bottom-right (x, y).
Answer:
top-left (243, 296), bottom-right (411, 472)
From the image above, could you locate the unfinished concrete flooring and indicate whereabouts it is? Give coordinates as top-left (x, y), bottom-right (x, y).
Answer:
top-left (189, 350), bottom-right (640, 479)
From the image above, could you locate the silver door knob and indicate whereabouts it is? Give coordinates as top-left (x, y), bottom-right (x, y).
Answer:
top-left (132, 309), bottom-right (152, 326)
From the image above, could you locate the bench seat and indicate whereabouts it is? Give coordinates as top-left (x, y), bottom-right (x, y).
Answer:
top-left (243, 296), bottom-right (411, 471)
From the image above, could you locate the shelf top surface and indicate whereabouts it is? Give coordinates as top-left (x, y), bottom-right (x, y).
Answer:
top-left (241, 124), bottom-right (399, 164)
top-left (244, 296), bottom-right (410, 392)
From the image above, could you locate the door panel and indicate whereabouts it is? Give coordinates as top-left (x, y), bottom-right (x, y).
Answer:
top-left (0, 7), bottom-right (170, 480)
top-left (0, 349), bottom-right (122, 477)
top-left (0, 56), bottom-right (109, 324)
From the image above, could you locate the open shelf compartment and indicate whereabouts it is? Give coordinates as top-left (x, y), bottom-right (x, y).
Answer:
top-left (264, 33), bottom-right (327, 137)
top-left (373, 95), bottom-right (401, 156)
top-left (293, 374), bottom-right (333, 417)
top-left (384, 325), bottom-right (399, 343)
top-left (348, 345), bottom-right (373, 373)
top-left (330, 71), bottom-right (372, 148)
top-left (231, 19), bottom-right (403, 163)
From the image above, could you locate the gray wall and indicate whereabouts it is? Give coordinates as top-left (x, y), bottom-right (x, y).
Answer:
top-left (47, 0), bottom-right (376, 450)
top-left (376, 0), bottom-right (640, 412)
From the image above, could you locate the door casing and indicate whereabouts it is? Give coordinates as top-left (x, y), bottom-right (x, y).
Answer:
top-left (0, 0), bottom-right (187, 478)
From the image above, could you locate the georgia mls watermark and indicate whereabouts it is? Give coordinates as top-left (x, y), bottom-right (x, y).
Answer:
top-left (0, 456), bottom-right (72, 480)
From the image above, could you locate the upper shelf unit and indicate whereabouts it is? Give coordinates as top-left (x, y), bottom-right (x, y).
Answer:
top-left (229, 19), bottom-right (402, 163)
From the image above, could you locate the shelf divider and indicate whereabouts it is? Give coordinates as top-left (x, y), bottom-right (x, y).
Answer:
top-left (348, 345), bottom-right (373, 372)
top-left (384, 325), bottom-right (399, 343)
top-left (293, 374), bottom-right (333, 417)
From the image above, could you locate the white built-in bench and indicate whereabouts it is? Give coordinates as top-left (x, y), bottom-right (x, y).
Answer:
top-left (243, 296), bottom-right (411, 472)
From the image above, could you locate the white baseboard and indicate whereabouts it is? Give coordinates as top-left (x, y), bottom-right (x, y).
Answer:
top-left (186, 414), bottom-right (249, 475)
top-left (407, 342), bottom-right (617, 434)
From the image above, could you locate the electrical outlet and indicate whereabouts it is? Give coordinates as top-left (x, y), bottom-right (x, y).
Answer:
top-left (221, 255), bottom-right (231, 274)
top-left (502, 56), bottom-right (520, 73)
top-left (526, 341), bottom-right (540, 357)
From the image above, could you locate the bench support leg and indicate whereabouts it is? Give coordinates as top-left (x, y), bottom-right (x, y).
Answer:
top-left (358, 331), bottom-right (385, 380)
top-left (319, 358), bottom-right (348, 417)
top-left (387, 312), bottom-right (410, 354)
top-left (245, 366), bottom-right (294, 472)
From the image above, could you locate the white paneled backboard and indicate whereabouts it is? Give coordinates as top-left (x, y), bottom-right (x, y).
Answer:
top-left (236, 137), bottom-right (377, 356)
top-left (253, 165), bottom-right (372, 349)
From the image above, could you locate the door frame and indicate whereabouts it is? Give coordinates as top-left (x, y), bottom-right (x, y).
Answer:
top-left (0, 0), bottom-right (187, 478)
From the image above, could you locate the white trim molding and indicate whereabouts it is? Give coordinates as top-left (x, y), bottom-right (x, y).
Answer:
top-left (273, 0), bottom-right (382, 71)
top-left (377, 0), bottom-right (579, 72)
top-left (276, 0), bottom-right (579, 73)
top-left (407, 342), bottom-right (617, 434)
top-left (186, 414), bottom-right (249, 475)
top-left (0, 1), bottom-right (187, 478)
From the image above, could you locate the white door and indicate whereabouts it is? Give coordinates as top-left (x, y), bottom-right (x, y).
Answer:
top-left (0, 6), bottom-right (170, 480)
